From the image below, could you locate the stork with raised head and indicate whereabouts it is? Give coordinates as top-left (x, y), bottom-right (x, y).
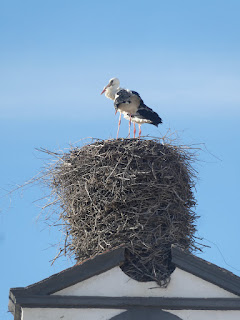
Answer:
top-left (101, 78), bottom-right (162, 138)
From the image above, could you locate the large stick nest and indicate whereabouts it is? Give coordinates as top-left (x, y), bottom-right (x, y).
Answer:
top-left (43, 138), bottom-right (199, 285)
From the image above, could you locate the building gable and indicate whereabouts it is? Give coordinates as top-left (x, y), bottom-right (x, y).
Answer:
top-left (9, 246), bottom-right (240, 320)
top-left (53, 265), bottom-right (237, 298)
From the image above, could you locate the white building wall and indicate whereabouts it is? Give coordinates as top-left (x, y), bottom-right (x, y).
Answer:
top-left (22, 308), bottom-right (240, 320)
top-left (54, 266), bottom-right (238, 298)
top-left (22, 308), bottom-right (124, 320)
top-left (166, 309), bottom-right (240, 320)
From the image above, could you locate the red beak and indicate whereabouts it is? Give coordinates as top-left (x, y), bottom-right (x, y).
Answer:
top-left (100, 87), bottom-right (106, 95)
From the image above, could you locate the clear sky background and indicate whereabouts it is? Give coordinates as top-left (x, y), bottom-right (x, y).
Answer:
top-left (1, 0), bottom-right (240, 318)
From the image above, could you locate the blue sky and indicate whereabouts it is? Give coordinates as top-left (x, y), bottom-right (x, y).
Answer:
top-left (1, 1), bottom-right (240, 318)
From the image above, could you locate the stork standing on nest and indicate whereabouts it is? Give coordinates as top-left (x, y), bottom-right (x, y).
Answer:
top-left (101, 78), bottom-right (162, 138)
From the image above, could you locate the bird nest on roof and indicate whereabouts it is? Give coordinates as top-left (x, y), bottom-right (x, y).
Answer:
top-left (41, 138), bottom-right (200, 286)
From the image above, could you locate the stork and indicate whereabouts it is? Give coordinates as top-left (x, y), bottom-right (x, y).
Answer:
top-left (101, 78), bottom-right (162, 138)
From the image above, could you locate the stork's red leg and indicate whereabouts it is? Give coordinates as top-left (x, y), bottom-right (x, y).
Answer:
top-left (128, 114), bottom-right (131, 138)
top-left (138, 124), bottom-right (142, 138)
top-left (133, 122), bottom-right (136, 138)
top-left (116, 112), bottom-right (121, 139)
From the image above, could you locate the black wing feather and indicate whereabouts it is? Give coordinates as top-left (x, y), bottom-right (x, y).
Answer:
top-left (131, 90), bottom-right (141, 98)
top-left (114, 89), bottom-right (131, 110)
top-left (114, 89), bottom-right (143, 110)
top-left (133, 103), bottom-right (162, 126)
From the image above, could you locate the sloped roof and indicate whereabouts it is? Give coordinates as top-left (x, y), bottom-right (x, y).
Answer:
top-left (9, 245), bottom-right (240, 320)
top-left (171, 246), bottom-right (240, 296)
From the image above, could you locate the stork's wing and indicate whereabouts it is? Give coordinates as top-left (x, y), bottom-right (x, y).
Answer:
top-left (114, 89), bottom-right (132, 110)
top-left (131, 90), bottom-right (141, 98)
top-left (114, 89), bottom-right (143, 114)
top-left (132, 104), bottom-right (162, 126)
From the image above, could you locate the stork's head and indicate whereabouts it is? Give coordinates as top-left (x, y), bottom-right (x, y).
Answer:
top-left (101, 78), bottom-right (120, 97)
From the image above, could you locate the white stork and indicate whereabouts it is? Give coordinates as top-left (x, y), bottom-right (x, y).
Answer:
top-left (101, 78), bottom-right (162, 138)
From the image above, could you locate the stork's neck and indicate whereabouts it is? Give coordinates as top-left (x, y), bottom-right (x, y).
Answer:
top-left (105, 86), bottom-right (120, 100)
